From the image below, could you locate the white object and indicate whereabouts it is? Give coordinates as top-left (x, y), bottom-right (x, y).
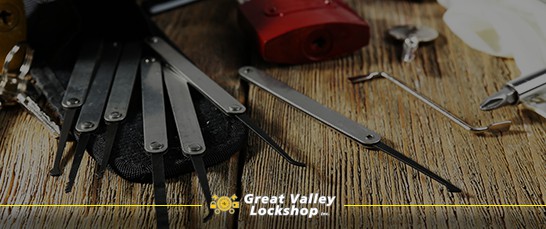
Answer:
top-left (439, 0), bottom-right (546, 75)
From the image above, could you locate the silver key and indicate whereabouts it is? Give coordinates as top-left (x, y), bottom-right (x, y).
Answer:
top-left (388, 25), bottom-right (439, 62)
top-left (16, 94), bottom-right (60, 135)
top-left (1, 43), bottom-right (60, 135)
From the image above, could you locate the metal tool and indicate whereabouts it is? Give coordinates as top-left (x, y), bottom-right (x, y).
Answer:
top-left (239, 66), bottom-right (461, 192)
top-left (65, 42), bottom-right (122, 193)
top-left (0, 43), bottom-right (60, 135)
top-left (95, 42), bottom-right (141, 178)
top-left (350, 72), bottom-right (512, 134)
top-left (480, 68), bottom-right (546, 119)
top-left (388, 25), bottom-right (438, 62)
top-left (146, 36), bottom-right (305, 167)
top-left (140, 58), bottom-right (215, 225)
top-left (140, 58), bottom-right (169, 229)
top-left (164, 66), bottom-right (213, 222)
top-left (50, 40), bottom-right (102, 176)
top-left (142, 0), bottom-right (200, 15)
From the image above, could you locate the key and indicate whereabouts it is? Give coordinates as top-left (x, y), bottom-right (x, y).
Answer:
top-left (388, 25), bottom-right (438, 62)
top-left (16, 94), bottom-right (60, 135)
top-left (0, 43), bottom-right (60, 135)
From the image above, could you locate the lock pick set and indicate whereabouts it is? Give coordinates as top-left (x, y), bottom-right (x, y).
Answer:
top-left (1, 0), bottom-right (546, 228)
top-left (42, 36), bottom-right (306, 227)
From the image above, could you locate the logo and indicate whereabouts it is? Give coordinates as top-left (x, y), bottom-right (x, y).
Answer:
top-left (210, 194), bottom-right (239, 214)
top-left (243, 193), bottom-right (336, 218)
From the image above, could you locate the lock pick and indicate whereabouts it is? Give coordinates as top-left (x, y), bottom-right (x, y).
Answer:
top-left (238, 66), bottom-right (461, 193)
top-left (65, 42), bottom-right (122, 192)
top-left (50, 40), bottom-right (103, 176)
top-left (140, 58), bottom-right (215, 224)
top-left (146, 36), bottom-right (305, 168)
top-left (96, 42), bottom-right (142, 178)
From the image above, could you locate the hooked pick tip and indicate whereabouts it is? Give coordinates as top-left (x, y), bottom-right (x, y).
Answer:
top-left (348, 72), bottom-right (383, 83)
top-left (470, 120), bottom-right (512, 134)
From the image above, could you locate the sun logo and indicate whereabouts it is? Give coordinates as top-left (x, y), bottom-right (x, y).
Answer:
top-left (210, 194), bottom-right (239, 214)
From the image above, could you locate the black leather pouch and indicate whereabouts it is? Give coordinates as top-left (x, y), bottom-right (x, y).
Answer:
top-left (25, 0), bottom-right (246, 183)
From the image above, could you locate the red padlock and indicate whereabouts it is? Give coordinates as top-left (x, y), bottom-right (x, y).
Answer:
top-left (238, 0), bottom-right (370, 64)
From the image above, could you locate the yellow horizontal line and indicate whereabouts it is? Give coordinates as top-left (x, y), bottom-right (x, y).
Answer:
top-left (345, 204), bottom-right (546, 207)
top-left (0, 204), bottom-right (202, 207)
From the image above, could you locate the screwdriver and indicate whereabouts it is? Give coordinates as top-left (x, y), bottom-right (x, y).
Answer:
top-left (480, 68), bottom-right (546, 118)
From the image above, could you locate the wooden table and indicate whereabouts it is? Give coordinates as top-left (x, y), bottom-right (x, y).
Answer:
top-left (2, 0), bottom-right (546, 228)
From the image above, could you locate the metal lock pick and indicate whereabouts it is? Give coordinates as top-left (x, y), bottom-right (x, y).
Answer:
top-left (350, 72), bottom-right (512, 134)
top-left (50, 40), bottom-right (103, 176)
top-left (239, 67), bottom-right (461, 193)
top-left (96, 42), bottom-right (141, 178)
top-left (140, 58), bottom-right (170, 228)
top-left (145, 36), bottom-right (305, 168)
top-left (65, 42), bottom-right (122, 192)
top-left (140, 58), bottom-right (215, 225)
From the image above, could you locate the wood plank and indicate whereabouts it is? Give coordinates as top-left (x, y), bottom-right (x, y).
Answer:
top-left (2, 0), bottom-right (546, 228)
top-left (238, 0), bottom-right (546, 228)
top-left (0, 0), bottom-right (245, 228)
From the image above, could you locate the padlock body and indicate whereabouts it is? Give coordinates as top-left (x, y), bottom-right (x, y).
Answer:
top-left (0, 0), bottom-right (26, 71)
top-left (239, 0), bottom-right (370, 64)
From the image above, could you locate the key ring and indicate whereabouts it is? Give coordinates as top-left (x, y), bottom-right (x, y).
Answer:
top-left (1, 42), bottom-right (34, 81)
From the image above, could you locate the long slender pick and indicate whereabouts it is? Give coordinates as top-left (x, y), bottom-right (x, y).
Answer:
top-left (95, 123), bottom-right (119, 178)
top-left (164, 66), bottom-right (214, 221)
top-left (141, 58), bottom-right (170, 227)
top-left (96, 42), bottom-right (142, 178)
top-left (239, 66), bottom-right (461, 192)
top-left (51, 40), bottom-right (103, 176)
top-left (65, 42), bottom-right (122, 192)
top-left (65, 134), bottom-right (90, 193)
top-left (50, 108), bottom-right (78, 176)
top-left (146, 37), bottom-right (305, 166)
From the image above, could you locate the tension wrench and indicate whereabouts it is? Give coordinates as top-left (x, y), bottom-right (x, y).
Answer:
top-left (239, 67), bottom-right (461, 192)
top-left (350, 72), bottom-right (512, 134)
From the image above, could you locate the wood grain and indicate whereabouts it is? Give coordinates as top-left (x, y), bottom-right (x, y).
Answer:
top-left (1, 0), bottom-right (546, 228)
top-left (239, 0), bottom-right (546, 228)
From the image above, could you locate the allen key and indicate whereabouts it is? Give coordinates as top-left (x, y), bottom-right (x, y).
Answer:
top-left (349, 72), bottom-right (512, 134)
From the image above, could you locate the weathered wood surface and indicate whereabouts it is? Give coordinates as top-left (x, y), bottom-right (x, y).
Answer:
top-left (1, 0), bottom-right (546, 228)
